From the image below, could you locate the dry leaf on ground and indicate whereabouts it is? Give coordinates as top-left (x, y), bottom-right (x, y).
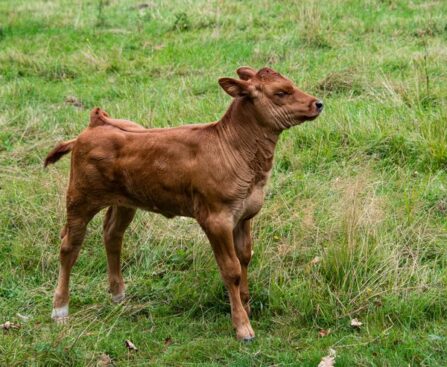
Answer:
top-left (1, 321), bottom-right (21, 330)
top-left (350, 318), bottom-right (363, 328)
top-left (124, 339), bottom-right (138, 351)
top-left (318, 329), bottom-right (331, 337)
top-left (318, 348), bottom-right (336, 367)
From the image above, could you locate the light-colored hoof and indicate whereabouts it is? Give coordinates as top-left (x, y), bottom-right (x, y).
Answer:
top-left (112, 292), bottom-right (125, 303)
top-left (51, 305), bottom-right (69, 323)
top-left (236, 324), bottom-right (255, 341)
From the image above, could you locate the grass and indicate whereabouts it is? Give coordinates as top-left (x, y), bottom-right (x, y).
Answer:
top-left (0, 0), bottom-right (446, 365)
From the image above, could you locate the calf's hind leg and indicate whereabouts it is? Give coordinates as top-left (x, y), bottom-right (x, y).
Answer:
top-left (52, 203), bottom-right (99, 321)
top-left (103, 206), bottom-right (136, 303)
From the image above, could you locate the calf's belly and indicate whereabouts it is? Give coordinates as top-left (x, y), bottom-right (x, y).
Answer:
top-left (110, 185), bottom-right (195, 219)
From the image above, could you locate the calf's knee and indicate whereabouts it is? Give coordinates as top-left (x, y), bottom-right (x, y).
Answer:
top-left (221, 262), bottom-right (242, 287)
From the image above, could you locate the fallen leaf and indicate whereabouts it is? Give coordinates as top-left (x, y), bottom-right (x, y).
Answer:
top-left (124, 339), bottom-right (138, 351)
top-left (164, 337), bottom-right (173, 346)
top-left (97, 353), bottom-right (113, 367)
top-left (318, 348), bottom-right (336, 367)
top-left (310, 256), bottom-right (321, 265)
top-left (350, 318), bottom-right (363, 328)
top-left (1, 321), bottom-right (21, 330)
top-left (154, 44), bottom-right (165, 51)
top-left (318, 329), bottom-right (331, 337)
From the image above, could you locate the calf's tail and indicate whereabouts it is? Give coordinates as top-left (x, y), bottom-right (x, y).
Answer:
top-left (44, 138), bottom-right (76, 167)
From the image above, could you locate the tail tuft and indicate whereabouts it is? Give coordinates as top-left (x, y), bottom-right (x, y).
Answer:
top-left (44, 139), bottom-right (76, 167)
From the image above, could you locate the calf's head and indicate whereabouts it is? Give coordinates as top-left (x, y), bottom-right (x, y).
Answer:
top-left (219, 66), bottom-right (323, 130)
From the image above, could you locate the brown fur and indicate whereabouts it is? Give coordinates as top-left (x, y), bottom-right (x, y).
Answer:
top-left (44, 139), bottom-right (76, 167)
top-left (46, 66), bottom-right (322, 340)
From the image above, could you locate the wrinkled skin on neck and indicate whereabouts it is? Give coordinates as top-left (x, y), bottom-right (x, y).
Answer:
top-left (216, 97), bottom-right (279, 189)
top-left (214, 67), bottom-right (321, 192)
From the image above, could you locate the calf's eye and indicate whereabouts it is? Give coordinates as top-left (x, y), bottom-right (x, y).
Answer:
top-left (275, 91), bottom-right (287, 97)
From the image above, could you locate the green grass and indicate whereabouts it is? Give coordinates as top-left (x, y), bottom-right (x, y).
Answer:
top-left (1, 0), bottom-right (447, 365)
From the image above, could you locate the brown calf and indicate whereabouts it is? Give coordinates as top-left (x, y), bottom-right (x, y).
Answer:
top-left (45, 66), bottom-right (323, 340)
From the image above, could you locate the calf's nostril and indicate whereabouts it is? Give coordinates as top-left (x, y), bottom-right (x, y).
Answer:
top-left (315, 100), bottom-right (324, 111)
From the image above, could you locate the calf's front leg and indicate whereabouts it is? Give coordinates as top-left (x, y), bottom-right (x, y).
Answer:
top-left (201, 215), bottom-right (255, 341)
top-left (233, 219), bottom-right (253, 316)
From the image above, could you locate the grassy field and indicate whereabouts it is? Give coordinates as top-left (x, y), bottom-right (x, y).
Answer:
top-left (1, 0), bottom-right (447, 365)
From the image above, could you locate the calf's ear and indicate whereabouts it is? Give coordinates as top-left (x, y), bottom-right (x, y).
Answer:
top-left (236, 66), bottom-right (256, 81)
top-left (218, 78), bottom-right (251, 97)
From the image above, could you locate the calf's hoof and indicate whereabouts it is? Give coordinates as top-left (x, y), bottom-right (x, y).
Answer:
top-left (111, 292), bottom-right (125, 303)
top-left (51, 305), bottom-right (69, 324)
top-left (236, 324), bottom-right (255, 342)
top-left (241, 335), bottom-right (255, 343)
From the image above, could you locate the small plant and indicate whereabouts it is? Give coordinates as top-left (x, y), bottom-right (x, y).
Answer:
top-left (173, 12), bottom-right (191, 32)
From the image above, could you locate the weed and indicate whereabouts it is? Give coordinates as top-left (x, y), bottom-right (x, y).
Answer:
top-left (173, 12), bottom-right (191, 32)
